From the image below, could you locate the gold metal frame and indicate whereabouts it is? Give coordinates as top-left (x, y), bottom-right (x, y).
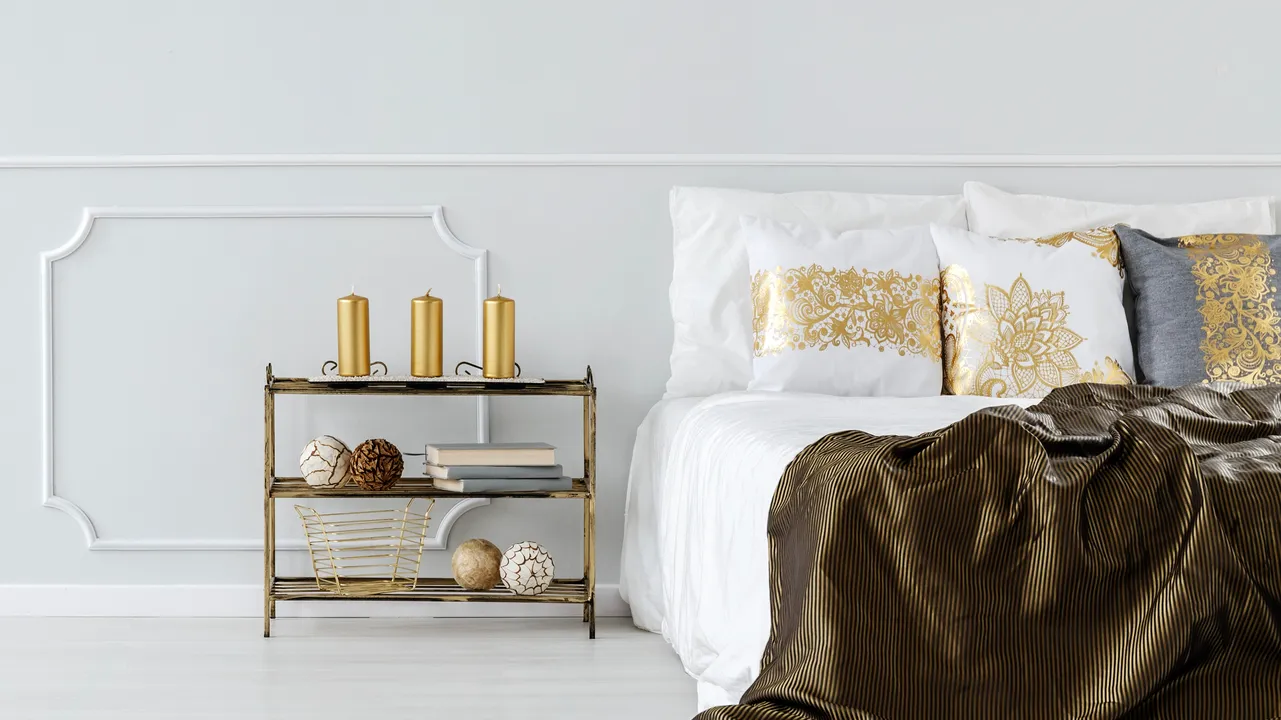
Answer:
top-left (263, 364), bottom-right (597, 637)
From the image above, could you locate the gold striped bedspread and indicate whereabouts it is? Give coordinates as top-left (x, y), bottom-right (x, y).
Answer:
top-left (698, 382), bottom-right (1281, 720)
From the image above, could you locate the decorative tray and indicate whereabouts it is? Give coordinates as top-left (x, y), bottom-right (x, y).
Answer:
top-left (306, 374), bottom-right (545, 385)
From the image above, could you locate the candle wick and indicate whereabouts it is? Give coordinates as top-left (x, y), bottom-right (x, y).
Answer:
top-left (497, 284), bottom-right (502, 297)
top-left (427, 288), bottom-right (432, 296)
top-left (350, 285), bottom-right (355, 296)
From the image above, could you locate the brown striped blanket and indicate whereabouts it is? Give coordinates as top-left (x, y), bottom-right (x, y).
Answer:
top-left (697, 383), bottom-right (1281, 720)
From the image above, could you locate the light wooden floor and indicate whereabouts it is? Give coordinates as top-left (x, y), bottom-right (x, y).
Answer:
top-left (0, 617), bottom-right (696, 719)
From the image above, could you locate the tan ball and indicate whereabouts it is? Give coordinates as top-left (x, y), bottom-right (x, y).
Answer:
top-left (452, 539), bottom-right (503, 591)
top-left (350, 438), bottom-right (403, 490)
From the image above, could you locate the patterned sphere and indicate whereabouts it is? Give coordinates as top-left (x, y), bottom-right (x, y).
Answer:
top-left (350, 438), bottom-right (404, 490)
top-left (500, 541), bottom-right (555, 596)
top-left (452, 538), bottom-right (503, 591)
top-left (299, 436), bottom-right (352, 488)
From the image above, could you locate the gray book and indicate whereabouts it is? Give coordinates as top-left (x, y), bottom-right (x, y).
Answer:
top-left (432, 477), bottom-right (573, 493)
top-left (425, 442), bottom-right (556, 467)
top-left (424, 463), bottom-right (564, 479)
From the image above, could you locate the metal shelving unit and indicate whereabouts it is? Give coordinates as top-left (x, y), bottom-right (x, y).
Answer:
top-left (262, 364), bottom-right (597, 637)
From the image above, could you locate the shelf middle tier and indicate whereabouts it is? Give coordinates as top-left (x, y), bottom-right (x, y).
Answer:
top-left (270, 477), bottom-right (590, 499)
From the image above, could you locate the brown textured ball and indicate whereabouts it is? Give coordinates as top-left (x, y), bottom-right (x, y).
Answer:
top-left (350, 438), bottom-right (403, 490)
top-left (452, 538), bottom-right (503, 590)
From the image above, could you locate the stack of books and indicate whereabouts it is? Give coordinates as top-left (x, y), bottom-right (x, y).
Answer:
top-left (424, 442), bottom-right (569, 492)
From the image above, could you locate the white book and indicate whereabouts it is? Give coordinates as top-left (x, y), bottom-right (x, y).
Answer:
top-left (432, 477), bottom-right (572, 493)
top-left (423, 463), bottom-right (564, 479)
top-left (425, 442), bottom-right (556, 467)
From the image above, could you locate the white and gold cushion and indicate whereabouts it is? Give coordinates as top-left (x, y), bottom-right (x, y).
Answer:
top-left (743, 217), bottom-right (942, 396)
top-left (931, 224), bottom-right (1134, 398)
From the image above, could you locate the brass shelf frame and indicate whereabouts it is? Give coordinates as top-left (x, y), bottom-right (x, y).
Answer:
top-left (263, 364), bottom-right (597, 638)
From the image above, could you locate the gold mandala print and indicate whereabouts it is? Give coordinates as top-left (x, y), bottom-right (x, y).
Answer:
top-left (977, 275), bottom-right (1084, 396)
top-left (941, 271), bottom-right (1119, 397)
top-left (1180, 234), bottom-right (1281, 384)
top-left (751, 265), bottom-right (941, 360)
top-left (1010, 227), bottom-right (1123, 274)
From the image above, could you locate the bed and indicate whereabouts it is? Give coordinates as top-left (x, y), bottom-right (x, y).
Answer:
top-left (628, 183), bottom-right (1281, 715)
top-left (621, 391), bottom-right (1037, 708)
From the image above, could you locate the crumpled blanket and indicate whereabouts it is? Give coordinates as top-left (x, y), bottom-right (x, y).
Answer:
top-left (697, 383), bottom-right (1281, 719)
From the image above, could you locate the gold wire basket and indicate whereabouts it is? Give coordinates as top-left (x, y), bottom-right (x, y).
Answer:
top-left (295, 499), bottom-right (436, 597)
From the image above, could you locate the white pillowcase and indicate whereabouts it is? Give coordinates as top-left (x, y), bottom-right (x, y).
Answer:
top-left (931, 224), bottom-right (1133, 398)
top-left (666, 186), bottom-right (967, 398)
top-left (743, 218), bottom-right (943, 396)
top-left (965, 181), bottom-right (1275, 237)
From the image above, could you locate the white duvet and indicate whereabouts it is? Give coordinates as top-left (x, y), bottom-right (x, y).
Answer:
top-left (622, 391), bottom-right (1037, 710)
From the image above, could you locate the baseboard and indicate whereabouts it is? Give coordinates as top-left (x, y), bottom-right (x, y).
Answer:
top-left (0, 583), bottom-right (627, 618)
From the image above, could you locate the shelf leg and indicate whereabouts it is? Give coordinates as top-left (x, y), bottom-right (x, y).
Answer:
top-left (264, 496), bottom-right (275, 638)
top-left (263, 377), bottom-right (275, 638)
top-left (583, 386), bottom-right (597, 640)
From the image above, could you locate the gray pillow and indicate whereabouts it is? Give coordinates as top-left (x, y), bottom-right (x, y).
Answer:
top-left (1116, 225), bottom-right (1281, 386)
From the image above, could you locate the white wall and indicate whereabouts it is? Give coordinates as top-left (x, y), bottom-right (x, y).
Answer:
top-left (2, 0), bottom-right (1280, 614)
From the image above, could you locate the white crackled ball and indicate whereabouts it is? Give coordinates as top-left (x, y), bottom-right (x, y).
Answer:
top-left (299, 435), bottom-right (352, 488)
top-left (500, 541), bottom-right (555, 596)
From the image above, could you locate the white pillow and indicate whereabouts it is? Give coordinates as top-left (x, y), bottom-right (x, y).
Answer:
top-left (744, 218), bottom-right (943, 396)
top-left (666, 186), bottom-right (967, 398)
top-left (932, 224), bottom-right (1133, 398)
top-left (965, 181), bottom-right (1275, 238)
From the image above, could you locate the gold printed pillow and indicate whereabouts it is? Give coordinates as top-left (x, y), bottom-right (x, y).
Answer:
top-left (1115, 225), bottom-right (1281, 385)
top-left (743, 217), bottom-right (943, 396)
top-left (931, 224), bottom-right (1134, 398)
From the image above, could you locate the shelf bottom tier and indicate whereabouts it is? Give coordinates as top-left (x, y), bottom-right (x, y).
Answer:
top-left (271, 576), bottom-right (589, 603)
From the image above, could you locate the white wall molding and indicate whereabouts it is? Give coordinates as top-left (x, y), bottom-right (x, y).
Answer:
top-left (7, 153), bottom-right (1281, 168)
top-left (0, 583), bottom-right (627, 618)
top-left (40, 205), bottom-right (491, 552)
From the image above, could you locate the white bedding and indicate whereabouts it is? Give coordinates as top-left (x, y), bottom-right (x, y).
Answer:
top-left (624, 391), bottom-right (1038, 710)
top-left (620, 396), bottom-right (706, 632)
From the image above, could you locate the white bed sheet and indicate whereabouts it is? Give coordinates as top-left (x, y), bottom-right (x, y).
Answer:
top-left (619, 396), bottom-right (707, 632)
top-left (650, 392), bottom-right (1038, 710)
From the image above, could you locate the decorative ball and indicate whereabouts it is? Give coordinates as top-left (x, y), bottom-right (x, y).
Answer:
top-left (350, 438), bottom-right (404, 490)
top-left (452, 538), bottom-right (503, 591)
top-left (500, 541), bottom-right (555, 596)
top-left (299, 435), bottom-right (352, 488)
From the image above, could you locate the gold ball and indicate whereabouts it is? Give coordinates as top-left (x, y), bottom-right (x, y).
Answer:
top-left (452, 538), bottom-right (503, 591)
top-left (350, 439), bottom-right (403, 490)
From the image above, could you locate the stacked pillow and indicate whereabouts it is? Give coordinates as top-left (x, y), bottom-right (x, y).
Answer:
top-left (664, 182), bottom-right (1277, 398)
top-left (1117, 226), bottom-right (1281, 386)
top-left (742, 218), bottom-right (943, 396)
top-left (666, 187), bottom-right (967, 397)
top-left (931, 224), bottom-right (1132, 398)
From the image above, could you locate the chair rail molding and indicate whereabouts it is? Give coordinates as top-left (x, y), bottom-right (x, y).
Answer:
top-left (5, 153), bottom-right (1281, 168)
top-left (39, 205), bottom-right (490, 552)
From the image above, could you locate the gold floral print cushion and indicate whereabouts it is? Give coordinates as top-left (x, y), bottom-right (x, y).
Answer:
top-left (1115, 225), bottom-right (1281, 385)
top-left (743, 217), bottom-right (944, 396)
top-left (931, 224), bottom-right (1134, 398)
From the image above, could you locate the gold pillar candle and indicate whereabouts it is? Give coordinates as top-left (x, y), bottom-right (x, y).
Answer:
top-left (411, 289), bottom-right (443, 377)
top-left (336, 289), bottom-right (371, 376)
top-left (483, 285), bottom-right (516, 378)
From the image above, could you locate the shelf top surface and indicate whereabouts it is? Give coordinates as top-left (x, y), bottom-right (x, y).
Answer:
top-left (272, 477), bottom-right (590, 499)
top-left (268, 376), bottom-right (593, 396)
top-left (270, 576), bottom-right (587, 602)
